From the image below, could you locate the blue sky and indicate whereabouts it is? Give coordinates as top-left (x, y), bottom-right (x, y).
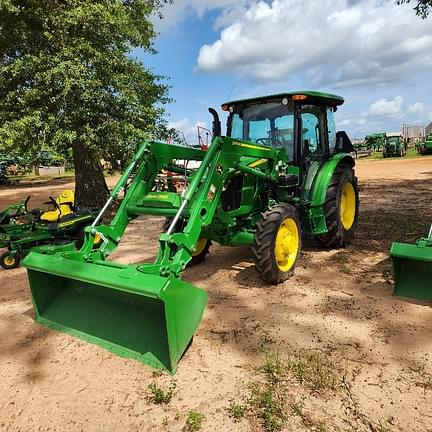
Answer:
top-left (140, 0), bottom-right (432, 141)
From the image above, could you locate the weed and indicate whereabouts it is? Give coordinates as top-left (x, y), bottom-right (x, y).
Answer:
top-left (263, 351), bottom-right (285, 383)
top-left (228, 400), bottom-right (247, 421)
top-left (291, 395), bottom-right (306, 417)
top-left (249, 381), bottom-right (287, 432)
top-left (287, 349), bottom-right (336, 392)
top-left (184, 411), bottom-right (205, 431)
top-left (148, 380), bottom-right (177, 404)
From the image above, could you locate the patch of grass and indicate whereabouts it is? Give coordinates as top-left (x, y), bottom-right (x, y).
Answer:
top-left (249, 381), bottom-right (287, 432)
top-left (229, 349), bottom-right (338, 431)
top-left (263, 351), bottom-right (285, 383)
top-left (184, 411), bottom-right (205, 432)
top-left (228, 400), bottom-right (247, 421)
top-left (148, 380), bottom-right (177, 404)
top-left (287, 349), bottom-right (336, 392)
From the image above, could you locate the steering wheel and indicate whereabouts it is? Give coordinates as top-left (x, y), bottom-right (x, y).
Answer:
top-left (256, 137), bottom-right (283, 147)
top-left (44, 196), bottom-right (61, 212)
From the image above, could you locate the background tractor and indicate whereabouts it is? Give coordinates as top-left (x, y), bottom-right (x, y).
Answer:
top-left (23, 91), bottom-right (359, 373)
top-left (416, 134), bottom-right (432, 155)
top-left (383, 135), bottom-right (406, 158)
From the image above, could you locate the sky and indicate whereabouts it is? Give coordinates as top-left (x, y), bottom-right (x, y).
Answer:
top-left (139, 0), bottom-right (432, 141)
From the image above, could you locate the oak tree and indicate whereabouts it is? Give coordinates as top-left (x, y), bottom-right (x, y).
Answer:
top-left (0, 0), bottom-right (171, 206)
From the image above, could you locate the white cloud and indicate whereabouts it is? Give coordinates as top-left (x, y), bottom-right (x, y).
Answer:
top-left (369, 96), bottom-right (403, 117)
top-left (408, 102), bottom-right (425, 114)
top-left (167, 118), bottom-right (208, 143)
top-left (196, 0), bottom-right (432, 88)
top-left (155, 0), bottom-right (254, 30)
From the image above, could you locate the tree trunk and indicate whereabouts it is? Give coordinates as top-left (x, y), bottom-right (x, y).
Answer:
top-left (72, 142), bottom-right (109, 208)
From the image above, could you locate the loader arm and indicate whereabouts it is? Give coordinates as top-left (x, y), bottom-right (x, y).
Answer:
top-left (22, 137), bottom-right (281, 373)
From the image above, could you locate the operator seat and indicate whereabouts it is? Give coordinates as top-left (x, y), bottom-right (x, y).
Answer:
top-left (39, 189), bottom-right (75, 222)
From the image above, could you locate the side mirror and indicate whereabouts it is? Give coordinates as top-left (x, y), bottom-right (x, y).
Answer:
top-left (208, 108), bottom-right (221, 137)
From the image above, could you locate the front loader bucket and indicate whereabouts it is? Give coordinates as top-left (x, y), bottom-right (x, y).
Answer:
top-left (23, 252), bottom-right (207, 373)
top-left (390, 240), bottom-right (432, 301)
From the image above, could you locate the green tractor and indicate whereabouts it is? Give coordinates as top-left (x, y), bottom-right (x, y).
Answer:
top-left (383, 135), bottom-right (406, 158)
top-left (416, 134), bottom-right (432, 155)
top-left (23, 91), bottom-right (359, 373)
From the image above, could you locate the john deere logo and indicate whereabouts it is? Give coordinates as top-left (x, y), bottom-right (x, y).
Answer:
top-left (217, 165), bottom-right (223, 174)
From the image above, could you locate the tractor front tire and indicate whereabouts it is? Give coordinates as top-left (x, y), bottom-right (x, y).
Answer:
top-left (252, 203), bottom-right (301, 284)
top-left (315, 165), bottom-right (359, 248)
top-left (190, 238), bottom-right (211, 266)
top-left (163, 217), bottom-right (211, 266)
top-left (0, 251), bottom-right (21, 270)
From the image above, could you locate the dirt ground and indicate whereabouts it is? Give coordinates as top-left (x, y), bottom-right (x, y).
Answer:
top-left (1, 157), bottom-right (432, 432)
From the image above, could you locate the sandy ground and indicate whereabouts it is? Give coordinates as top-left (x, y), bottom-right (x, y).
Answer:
top-left (1, 156), bottom-right (432, 432)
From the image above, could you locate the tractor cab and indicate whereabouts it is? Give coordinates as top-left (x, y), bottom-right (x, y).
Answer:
top-left (222, 91), bottom-right (351, 172)
top-left (217, 91), bottom-right (353, 193)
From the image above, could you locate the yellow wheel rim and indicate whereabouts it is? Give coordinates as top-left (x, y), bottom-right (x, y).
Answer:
top-left (340, 182), bottom-right (356, 230)
top-left (275, 218), bottom-right (299, 272)
top-left (193, 238), bottom-right (208, 257)
top-left (4, 256), bottom-right (16, 266)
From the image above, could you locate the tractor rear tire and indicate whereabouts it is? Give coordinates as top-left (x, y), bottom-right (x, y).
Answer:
top-left (252, 203), bottom-right (301, 284)
top-left (315, 165), bottom-right (359, 248)
top-left (0, 251), bottom-right (21, 270)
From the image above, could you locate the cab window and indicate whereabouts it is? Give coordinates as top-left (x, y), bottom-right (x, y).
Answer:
top-left (301, 106), bottom-right (326, 156)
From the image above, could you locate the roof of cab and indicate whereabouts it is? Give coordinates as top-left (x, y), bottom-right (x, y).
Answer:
top-left (223, 91), bottom-right (344, 108)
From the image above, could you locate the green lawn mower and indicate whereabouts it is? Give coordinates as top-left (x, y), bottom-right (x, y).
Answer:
top-left (23, 91), bottom-right (359, 373)
top-left (0, 196), bottom-right (30, 225)
top-left (0, 189), bottom-right (99, 269)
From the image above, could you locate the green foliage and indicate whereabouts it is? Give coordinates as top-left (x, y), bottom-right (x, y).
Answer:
top-left (396, 0), bottom-right (432, 18)
top-left (148, 380), bottom-right (176, 404)
top-left (263, 351), bottom-right (285, 384)
top-left (0, 0), bottom-right (171, 196)
top-left (184, 411), bottom-right (205, 432)
top-left (249, 381), bottom-right (287, 432)
top-left (228, 400), bottom-right (247, 421)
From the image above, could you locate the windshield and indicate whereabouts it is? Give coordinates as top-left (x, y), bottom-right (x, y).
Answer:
top-left (229, 101), bottom-right (295, 161)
